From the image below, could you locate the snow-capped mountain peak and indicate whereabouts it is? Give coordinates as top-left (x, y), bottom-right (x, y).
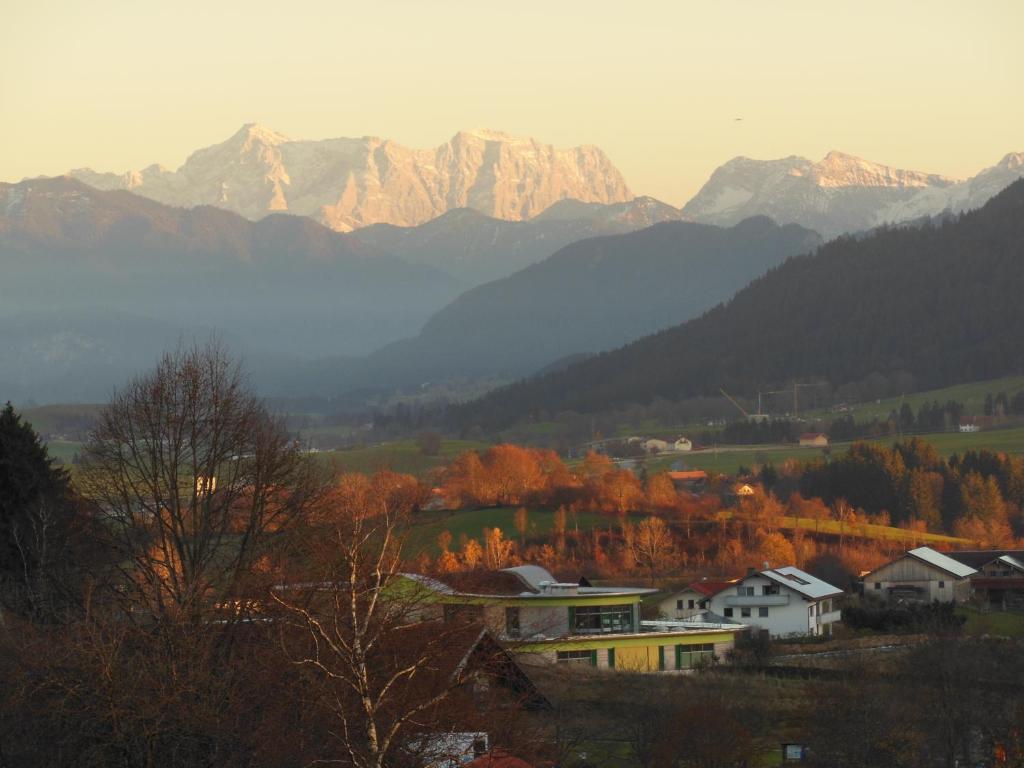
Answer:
top-left (683, 148), bottom-right (1022, 238)
top-left (68, 125), bottom-right (631, 230)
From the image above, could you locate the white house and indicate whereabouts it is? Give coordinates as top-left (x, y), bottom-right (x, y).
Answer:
top-left (673, 437), bottom-right (693, 452)
top-left (706, 566), bottom-right (843, 638)
top-left (642, 438), bottom-right (670, 453)
top-left (862, 546), bottom-right (976, 604)
top-left (657, 579), bottom-right (736, 620)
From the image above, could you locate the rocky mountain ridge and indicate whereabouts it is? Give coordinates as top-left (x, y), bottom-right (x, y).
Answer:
top-left (70, 124), bottom-right (632, 231)
top-left (682, 150), bottom-right (1023, 238)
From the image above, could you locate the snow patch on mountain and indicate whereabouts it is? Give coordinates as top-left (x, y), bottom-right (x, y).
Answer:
top-left (680, 149), bottom-right (1022, 238)
top-left (69, 124), bottom-right (632, 231)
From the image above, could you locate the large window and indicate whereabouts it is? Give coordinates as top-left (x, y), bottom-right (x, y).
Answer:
top-left (505, 607), bottom-right (520, 638)
top-left (571, 604), bottom-right (634, 634)
top-left (556, 650), bottom-right (595, 665)
top-left (676, 643), bottom-right (715, 669)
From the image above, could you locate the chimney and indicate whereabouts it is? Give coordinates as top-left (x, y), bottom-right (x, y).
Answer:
top-left (746, 566), bottom-right (757, 577)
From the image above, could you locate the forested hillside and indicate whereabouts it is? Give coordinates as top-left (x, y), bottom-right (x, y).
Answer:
top-left (452, 179), bottom-right (1024, 431)
top-left (343, 216), bottom-right (820, 389)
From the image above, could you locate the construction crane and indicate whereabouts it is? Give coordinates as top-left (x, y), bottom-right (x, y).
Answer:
top-left (719, 388), bottom-right (749, 418)
top-left (764, 381), bottom-right (828, 418)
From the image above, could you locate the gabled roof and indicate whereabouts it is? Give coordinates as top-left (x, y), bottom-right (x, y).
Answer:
top-left (759, 566), bottom-right (843, 600)
top-left (998, 554), bottom-right (1024, 572)
top-left (905, 547), bottom-right (977, 578)
top-left (942, 549), bottom-right (1024, 570)
top-left (688, 579), bottom-right (736, 597)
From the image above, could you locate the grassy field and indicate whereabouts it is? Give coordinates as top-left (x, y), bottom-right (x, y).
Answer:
top-left (317, 439), bottom-right (490, 478)
top-left (778, 515), bottom-right (968, 545)
top-left (644, 425), bottom-right (1024, 476)
top-left (406, 506), bottom-right (612, 557)
top-left (957, 605), bottom-right (1024, 637)
top-left (809, 375), bottom-right (1024, 422)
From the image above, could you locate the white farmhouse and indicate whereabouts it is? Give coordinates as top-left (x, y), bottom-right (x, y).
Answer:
top-left (673, 437), bottom-right (693, 452)
top-left (706, 566), bottom-right (843, 638)
top-left (657, 579), bottom-right (736, 620)
top-left (642, 438), bottom-right (670, 453)
top-left (861, 546), bottom-right (976, 603)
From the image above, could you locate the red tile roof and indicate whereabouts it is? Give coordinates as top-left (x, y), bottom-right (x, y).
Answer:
top-left (668, 470), bottom-right (708, 481)
top-left (466, 750), bottom-right (535, 768)
top-left (688, 579), bottom-right (735, 597)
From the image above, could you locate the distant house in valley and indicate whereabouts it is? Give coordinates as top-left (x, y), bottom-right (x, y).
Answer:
top-left (733, 483), bottom-right (757, 497)
top-left (705, 566), bottom-right (843, 638)
top-left (798, 432), bottom-right (829, 447)
top-left (642, 438), bottom-right (671, 453)
top-left (944, 549), bottom-right (1024, 610)
top-left (958, 423), bottom-right (981, 433)
top-left (668, 470), bottom-right (708, 491)
top-left (861, 546), bottom-right (976, 604)
top-left (673, 437), bottom-right (693, 452)
top-left (657, 579), bottom-right (737, 620)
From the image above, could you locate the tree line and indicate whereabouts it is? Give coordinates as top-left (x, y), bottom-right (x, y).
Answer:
top-left (449, 178), bottom-right (1024, 433)
top-left (0, 343), bottom-right (542, 768)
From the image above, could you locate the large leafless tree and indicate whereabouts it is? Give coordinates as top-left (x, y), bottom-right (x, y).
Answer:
top-left (274, 471), bottom-right (508, 768)
top-left (78, 340), bottom-right (319, 623)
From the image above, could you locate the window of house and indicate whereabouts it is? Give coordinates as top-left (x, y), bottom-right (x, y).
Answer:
top-left (762, 584), bottom-right (779, 595)
top-left (571, 604), bottom-right (634, 634)
top-left (738, 586), bottom-right (755, 596)
top-left (677, 599), bottom-right (684, 610)
top-left (874, 582), bottom-right (881, 590)
top-left (505, 607), bottom-right (520, 638)
top-left (938, 581), bottom-right (946, 589)
top-left (758, 607), bottom-right (769, 617)
top-left (556, 650), bottom-right (594, 665)
top-left (724, 608), bottom-right (734, 617)
top-left (444, 604), bottom-right (483, 623)
top-left (688, 599), bottom-right (695, 609)
top-left (676, 643), bottom-right (715, 669)
top-left (741, 607), bottom-right (751, 618)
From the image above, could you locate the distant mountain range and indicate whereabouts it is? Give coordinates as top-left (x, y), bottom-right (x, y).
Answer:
top-left (350, 196), bottom-right (686, 283)
top-left (6, 129), bottom-right (1024, 406)
top-left (0, 177), bottom-right (462, 362)
top-left (451, 179), bottom-right (1024, 431)
top-left (309, 216), bottom-right (821, 393)
top-left (56, 123), bottom-right (1022, 243)
top-left (683, 150), bottom-right (1024, 238)
top-left (70, 124), bottom-right (632, 231)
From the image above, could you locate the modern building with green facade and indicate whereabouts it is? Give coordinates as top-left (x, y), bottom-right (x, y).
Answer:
top-left (404, 565), bottom-right (746, 672)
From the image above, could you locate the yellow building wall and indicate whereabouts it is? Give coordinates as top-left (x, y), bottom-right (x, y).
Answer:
top-left (614, 644), bottom-right (661, 672)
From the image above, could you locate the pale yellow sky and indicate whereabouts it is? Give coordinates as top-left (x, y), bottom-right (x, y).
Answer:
top-left (2, 0), bottom-right (1022, 205)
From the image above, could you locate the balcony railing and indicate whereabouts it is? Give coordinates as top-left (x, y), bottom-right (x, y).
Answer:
top-left (723, 594), bottom-right (790, 607)
top-left (819, 609), bottom-right (842, 624)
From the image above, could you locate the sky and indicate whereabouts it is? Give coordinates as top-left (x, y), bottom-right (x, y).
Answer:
top-left (2, 0), bottom-right (1022, 206)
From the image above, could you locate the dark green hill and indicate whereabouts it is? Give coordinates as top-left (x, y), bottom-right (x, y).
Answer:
top-left (344, 216), bottom-right (820, 388)
top-left (451, 179), bottom-right (1024, 431)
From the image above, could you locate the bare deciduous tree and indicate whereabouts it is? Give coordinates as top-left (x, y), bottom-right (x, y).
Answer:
top-left (78, 341), bottom-right (319, 623)
top-left (274, 472), bottom-right (495, 768)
